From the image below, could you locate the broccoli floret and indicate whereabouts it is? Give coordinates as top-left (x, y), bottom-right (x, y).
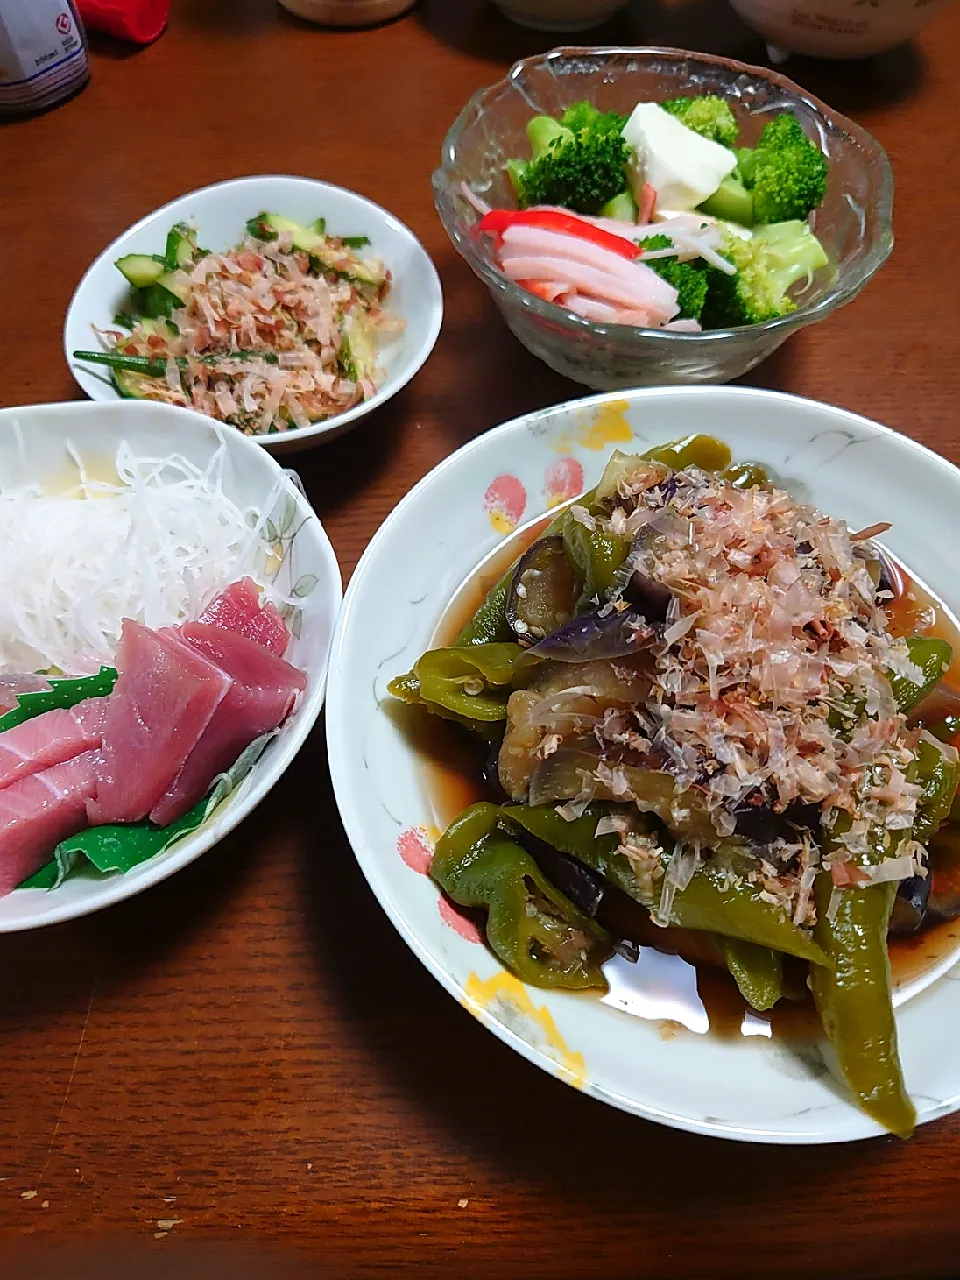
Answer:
top-left (698, 174), bottom-right (754, 226)
top-left (560, 101), bottom-right (627, 137)
top-left (601, 191), bottom-right (638, 222)
top-left (757, 113), bottom-right (809, 150)
top-left (639, 235), bottom-right (709, 321)
top-left (735, 113), bottom-right (828, 224)
top-left (661, 95), bottom-right (739, 147)
top-left (518, 114), bottom-right (630, 215)
top-left (700, 220), bottom-right (829, 329)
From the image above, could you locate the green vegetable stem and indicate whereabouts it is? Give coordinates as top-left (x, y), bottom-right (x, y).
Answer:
top-left (891, 635), bottom-right (953, 714)
top-left (720, 937), bottom-right (783, 1013)
top-left (73, 350), bottom-right (281, 377)
top-left (561, 510), bottom-right (629, 609)
top-left (431, 803), bottom-right (612, 989)
top-left (502, 803), bottom-right (830, 966)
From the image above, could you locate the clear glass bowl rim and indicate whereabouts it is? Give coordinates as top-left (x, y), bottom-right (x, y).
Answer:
top-left (432, 45), bottom-right (895, 345)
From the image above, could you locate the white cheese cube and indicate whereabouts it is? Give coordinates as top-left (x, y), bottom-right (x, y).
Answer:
top-left (624, 103), bottom-right (738, 213)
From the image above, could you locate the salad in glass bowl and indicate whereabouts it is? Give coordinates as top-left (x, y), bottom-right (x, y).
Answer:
top-left (434, 47), bottom-right (893, 389)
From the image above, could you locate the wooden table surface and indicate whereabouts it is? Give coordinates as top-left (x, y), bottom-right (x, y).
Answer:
top-left (1, 2), bottom-right (959, 1276)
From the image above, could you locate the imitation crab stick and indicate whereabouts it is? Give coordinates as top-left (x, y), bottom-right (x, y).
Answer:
top-left (500, 224), bottom-right (663, 291)
top-left (500, 254), bottom-right (678, 320)
top-left (478, 208), bottom-right (642, 258)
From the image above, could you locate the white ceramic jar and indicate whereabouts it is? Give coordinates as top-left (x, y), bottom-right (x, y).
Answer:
top-left (729, 0), bottom-right (956, 58)
top-left (491, 0), bottom-right (630, 30)
top-left (279, 0), bottom-right (417, 24)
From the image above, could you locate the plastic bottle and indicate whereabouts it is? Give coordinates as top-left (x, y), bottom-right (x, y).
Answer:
top-left (0, 0), bottom-right (90, 117)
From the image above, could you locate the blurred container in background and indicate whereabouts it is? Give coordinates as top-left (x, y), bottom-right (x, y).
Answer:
top-left (279, 0), bottom-right (418, 24)
top-left (0, 0), bottom-right (89, 117)
top-left (729, 0), bottom-right (956, 58)
top-left (490, 0), bottom-right (629, 27)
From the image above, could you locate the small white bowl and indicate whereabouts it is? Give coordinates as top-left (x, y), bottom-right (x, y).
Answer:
top-left (327, 385), bottom-right (960, 1144)
top-left (729, 0), bottom-right (956, 59)
top-left (491, 0), bottom-right (629, 30)
top-left (64, 175), bottom-right (444, 454)
top-left (0, 399), bottom-right (342, 932)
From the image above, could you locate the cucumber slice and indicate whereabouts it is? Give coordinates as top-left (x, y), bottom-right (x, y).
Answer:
top-left (260, 213), bottom-right (327, 252)
top-left (112, 368), bottom-right (154, 399)
top-left (136, 277), bottom-right (186, 319)
top-left (156, 270), bottom-right (187, 302)
top-left (163, 222), bottom-right (198, 271)
top-left (116, 254), bottom-right (165, 288)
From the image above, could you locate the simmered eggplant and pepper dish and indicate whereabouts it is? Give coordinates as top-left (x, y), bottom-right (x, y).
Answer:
top-left (389, 436), bottom-right (960, 1137)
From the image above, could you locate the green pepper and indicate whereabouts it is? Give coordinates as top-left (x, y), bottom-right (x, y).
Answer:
top-left (811, 875), bottom-right (914, 1138)
top-left (561, 509), bottom-right (629, 609)
top-left (594, 454), bottom-right (651, 505)
top-left (414, 643), bottom-right (522, 721)
top-left (528, 748), bottom-right (721, 842)
top-left (454, 566), bottom-right (515, 646)
top-left (386, 668), bottom-right (502, 741)
top-left (722, 461), bottom-right (770, 490)
top-left (641, 434), bottom-right (732, 472)
top-left (829, 635), bottom-right (954, 737)
top-left (502, 803), bottom-right (830, 967)
top-left (387, 642), bottom-right (523, 737)
top-left (914, 734), bottom-right (960, 843)
top-left (431, 803), bottom-right (612, 990)
top-left (810, 792), bottom-right (916, 1138)
top-left (720, 937), bottom-right (783, 1012)
top-left (890, 636), bottom-right (952, 713)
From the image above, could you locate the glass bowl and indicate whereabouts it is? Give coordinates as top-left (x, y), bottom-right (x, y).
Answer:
top-left (432, 47), bottom-right (894, 390)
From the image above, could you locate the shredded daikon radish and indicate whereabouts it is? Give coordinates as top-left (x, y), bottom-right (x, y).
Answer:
top-left (0, 435), bottom-right (287, 676)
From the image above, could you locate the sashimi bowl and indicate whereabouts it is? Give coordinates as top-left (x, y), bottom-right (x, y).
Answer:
top-left (327, 386), bottom-right (960, 1144)
top-left (433, 46), bottom-right (893, 389)
top-left (0, 399), bottom-right (341, 931)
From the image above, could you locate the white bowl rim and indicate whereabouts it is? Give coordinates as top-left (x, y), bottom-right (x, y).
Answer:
top-left (63, 174), bottom-right (444, 449)
top-left (326, 383), bottom-right (960, 1145)
top-left (0, 398), bottom-right (343, 932)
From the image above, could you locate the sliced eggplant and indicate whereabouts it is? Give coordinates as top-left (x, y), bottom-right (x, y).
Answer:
top-left (928, 827), bottom-right (960, 922)
top-left (733, 796), bottom-right (820, 843)
top-left (622, 569), bottom-right (672, 623)
top-left (875, 547), bottom-right (907, 600)
top-left (522, 606), bottom-right (654, 664)
top-left (505, 536), bottom-right (578, 643)
top-left (514, 826), bottom-right (657, 961)
top-left (528, 842), bottom-right (607, 919)
top-left (889, 869), bottom-right (931, 935)
top-left (481, 733), bottom-right (509, 804)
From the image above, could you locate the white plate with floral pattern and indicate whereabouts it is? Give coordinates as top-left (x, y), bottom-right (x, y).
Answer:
top-left (326, 386), bottom-right (960, 1144)
top-left (0, 399), bottom-right (341, 931)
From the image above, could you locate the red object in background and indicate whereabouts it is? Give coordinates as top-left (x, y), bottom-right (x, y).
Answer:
top-left (75, 0), bottom-right (169, 43)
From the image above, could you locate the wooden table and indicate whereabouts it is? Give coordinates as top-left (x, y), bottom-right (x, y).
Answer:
top-left (1, 2), bottom-right (959, 1276)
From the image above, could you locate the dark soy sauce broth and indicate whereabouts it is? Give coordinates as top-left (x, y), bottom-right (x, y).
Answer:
top-left (414, 510), bottom-right (960, 1043)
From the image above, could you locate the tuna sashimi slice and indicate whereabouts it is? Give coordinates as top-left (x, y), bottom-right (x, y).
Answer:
top-left (197, 578), bottom-right (290, 657)
top-left (149, 623), bottom-right (306, 826)
top-left (91, 621), bottom-right (231, 825)
top-left (0, 699), bottom-right (105, 793)
top-left (0, 674), bottom-right (52, 715)
top-left (0, 750), bottom-right (99, 896)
